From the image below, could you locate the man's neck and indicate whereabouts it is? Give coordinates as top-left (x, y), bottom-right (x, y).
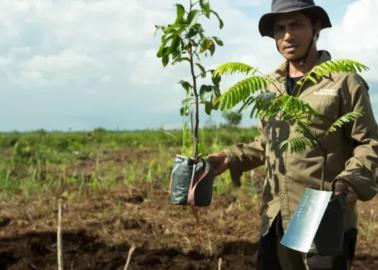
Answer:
top-left (288, 49), bottom-right (318, 78)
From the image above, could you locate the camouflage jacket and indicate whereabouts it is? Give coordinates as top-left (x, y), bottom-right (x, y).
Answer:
top-left (224, 51), bottom-right (378, 236)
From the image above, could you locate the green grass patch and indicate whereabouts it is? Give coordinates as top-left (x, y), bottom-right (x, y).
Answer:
top-left (0, 127), bottom-right (260, 198)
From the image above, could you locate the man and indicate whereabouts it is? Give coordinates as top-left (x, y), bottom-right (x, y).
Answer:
top-left (208, 0), bottom-right (378, 269)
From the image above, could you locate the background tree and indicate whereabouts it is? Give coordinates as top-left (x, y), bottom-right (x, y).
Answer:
top-left (222, 110), bottom-right (242, 127)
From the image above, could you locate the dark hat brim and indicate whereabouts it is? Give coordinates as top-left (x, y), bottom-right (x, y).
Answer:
top-left (258, 6), bottom-right (332, 38)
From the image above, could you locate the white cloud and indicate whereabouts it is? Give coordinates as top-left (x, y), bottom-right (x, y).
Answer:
top-left (322, 0), bottom-right (378, 81)
top-left (0, 0), bottom-right (174, 83)
top-left (230, 0), bottom-right (264, 7)
top-left (0, 57), bottom-right (11, 66)
top-left (20, 49), bottom-right (100, 86)
top-left (0, 0), bottom-right (376, 131)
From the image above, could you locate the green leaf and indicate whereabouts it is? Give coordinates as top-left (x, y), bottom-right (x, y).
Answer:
top-left (169, 35), bottom-right (183, 63)
top-left (213, 62), bottom-right (257, 77)
top-left (196, 63), bottom-right (207, 78)
top-left (327, 111), bottom-right (363, 133)
top-left (209, 40), bottom-right (215, 56)
top-left (205, 101), bottom-right (213, 115)
top-left (277, 95), bottom-right (318, 121)
top-left (175, 4), bottom-right (186, 23)
top-left (199, 38), bottom-right (209, 53)
top-left (210, 10), bottom-right (224, 29)
top-left (200, 0), bottom-right (211, 17)
top-left (162, 55), bottom-right (169, 67)
top-left (157, 44), bottom-right (171, 59)
top-left (156, 44), bottom-right (165, 58)
top-left (211, 70), bottom-right (221, 85)
top-left (212, 85), bottom-right (221, 99)
top-left (299, 59), bottom-right (369, 86)
top-left (179, 80), bottom-right (192, 94)
top-left (161, 32), bottom-right (174, 43)
top-left (180, 97), bottom-right (193, 116)
top-left (212, 36), bottom-right (224, 46)
top-left (186, 23), bottom-right (204, 38)
top-left (199, 38), bottom-right (215, 55)
top-left (212, 93), bottom-right (220, 110)
top-left (250, 97), bottom-right (281, 119)
top-left (161, 24), bottom-right (175, 38)
top-left (187, 10), bottom-right (201, 29)
top-left (199, 85), bottom-right (213, 102)
top-left (217, 76), bottom-right (269, 110)
top-left (170, 36), bottom-right (181, 54)
top-left (280, 137), bottom-right (315, 154)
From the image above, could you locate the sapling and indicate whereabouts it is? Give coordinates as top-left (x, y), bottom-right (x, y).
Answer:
top-left (156, 0), bottom-right (225, 213)
top-left (156, 0), bottom-right (224, 159)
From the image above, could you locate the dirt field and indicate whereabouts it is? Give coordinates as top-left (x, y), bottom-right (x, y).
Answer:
top-left (0, 145), bottom-right (377, 270)
top-left (0, 178), bottom-right (377, 270)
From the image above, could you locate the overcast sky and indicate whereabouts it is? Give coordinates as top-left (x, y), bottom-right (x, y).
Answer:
top-left (1, 0), bottom-right (377, 131)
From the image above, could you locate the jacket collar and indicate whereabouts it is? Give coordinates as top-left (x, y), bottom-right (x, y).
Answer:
top-left (273, 50), bottom-right (332, 81)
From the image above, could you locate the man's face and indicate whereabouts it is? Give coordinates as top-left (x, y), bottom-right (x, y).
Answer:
top-left (273, 12), bottom-right (315, 61)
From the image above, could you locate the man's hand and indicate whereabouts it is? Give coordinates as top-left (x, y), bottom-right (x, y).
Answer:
top-left (334, 180), bottom-right (358, 208)
top-left (207, 151), bottom-right (230, 176)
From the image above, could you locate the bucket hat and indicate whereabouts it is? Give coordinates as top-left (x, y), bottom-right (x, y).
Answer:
top-left (259, 0), bottom-right (332, 38)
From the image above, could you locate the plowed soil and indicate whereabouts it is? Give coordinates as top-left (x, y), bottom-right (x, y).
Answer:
top-left (0, 182), bottom-right (377, 270)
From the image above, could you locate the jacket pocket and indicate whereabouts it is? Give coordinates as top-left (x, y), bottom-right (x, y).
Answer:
top-left (307, 92), bottom-right (340, 132)
top-left (309, 91), bottom-right (339, 118)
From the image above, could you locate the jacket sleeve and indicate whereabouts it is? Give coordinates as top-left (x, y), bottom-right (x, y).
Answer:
top-left (334, 74), bottom-right (378, 201)
top-left (223, 126), bottom-right (266, 186)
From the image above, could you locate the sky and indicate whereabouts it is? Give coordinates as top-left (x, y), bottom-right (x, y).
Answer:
top-left (1, 0), bottom-right (377, 131)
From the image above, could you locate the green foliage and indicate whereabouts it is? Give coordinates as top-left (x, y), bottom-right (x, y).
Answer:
top-left (215, 60), bottom-right (367, 121)
top-left (222, 111), bottom-right (242, 127)
top-left (299, 59), bottom-right (369, 86)
top-left (280, 136), bottom-right (316, 154)
top-left (327, 111), bottom-right (364, 134)
top-left (217, 76), bottom-right (269, 110)
top-left (215, 59), bottom-right (366, 135)
top-left (156, 0), bottom-right (223, 76)
top-left (0, 127), bottom-right (260, 198)
top-left (214, 58), bottom-right (367, 187)
top-left (245, 94), bottom-right (319, 121)
top-left (156, 0), bottom-right (225, 158)
top-left (213, 62), bottom-right (257, 77)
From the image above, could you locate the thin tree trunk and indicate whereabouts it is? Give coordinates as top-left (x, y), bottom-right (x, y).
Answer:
top-left (189, 43), bottom-right (199, 159)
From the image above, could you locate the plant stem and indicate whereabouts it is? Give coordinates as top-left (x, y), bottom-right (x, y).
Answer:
top-left (320, 148), bottom-right (327, 191)
top-left (315, 137), bottom-right (327, 191)
top-left (188, 42), bottom-right (199, 159)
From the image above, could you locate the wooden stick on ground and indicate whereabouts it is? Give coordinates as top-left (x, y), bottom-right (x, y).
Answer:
top-left (218, 258), bottom-right (222, 270)
top-left (57, 199), bottom-right (63, 270)
top-left (123, 245), bottom-right (136, 270)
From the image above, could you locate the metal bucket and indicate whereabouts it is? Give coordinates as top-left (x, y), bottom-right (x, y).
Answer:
top-left (281, 188), bottom-right (332, 252)
top-left (314, 194), bottom-right (346, 255)
top-left (281, 188), bottom-right (346, 255)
